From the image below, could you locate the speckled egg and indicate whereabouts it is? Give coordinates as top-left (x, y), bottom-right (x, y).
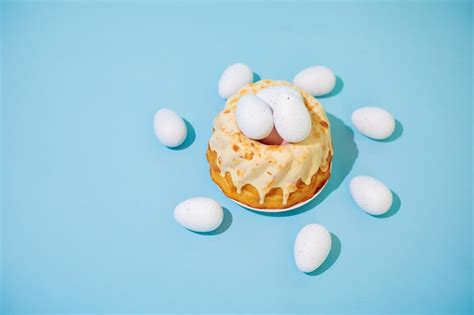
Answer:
top-left (350, 176), bottom-right (393, 215)
top-left (351, 107), bottom-right (395, 140)
top-left (236, 94), bottom-right (274, 140)
top-left (218, 63), bottom-right (253, 99)
top-left (174, 197), bottom-right (224, 232)
top-left (273, 93), bottom-right (312, 143)
top-left (153, 108), bottom-right (187, 148)
top-left (256, 85), bottom-right (303, 109)
top-left (293, 65), bottom-right (336, 96)
top-left (294, 224), bottom-right (332, 273)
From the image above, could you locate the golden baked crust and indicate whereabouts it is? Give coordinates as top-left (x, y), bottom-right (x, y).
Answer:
top-left (207, 148), bottom-right (332, 209)
top-left (207, 79), bottom-right (333, 210)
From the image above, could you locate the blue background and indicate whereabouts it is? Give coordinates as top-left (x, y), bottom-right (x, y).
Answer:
top-left (1, 0), bottom-right (472, 314)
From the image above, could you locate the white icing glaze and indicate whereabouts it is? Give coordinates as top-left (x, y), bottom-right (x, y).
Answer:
top-left (209, 80), bottom-right (332, 205)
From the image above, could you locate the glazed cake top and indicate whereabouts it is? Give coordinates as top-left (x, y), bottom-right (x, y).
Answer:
top-left (209, 80), bottom-right (332, 205)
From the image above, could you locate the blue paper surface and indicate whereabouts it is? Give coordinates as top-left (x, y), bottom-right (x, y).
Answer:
top-left (1, 1), bottom-right (472, 313)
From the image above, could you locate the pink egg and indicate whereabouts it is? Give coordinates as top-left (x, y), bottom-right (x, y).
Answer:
top-left (259, 127), bottom-right (285, 145)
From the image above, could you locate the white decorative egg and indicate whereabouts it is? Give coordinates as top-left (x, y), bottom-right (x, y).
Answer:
top-left (293, 65), bottom-right (336, 96)
top-left (218, 63), bottom-right (253, 99)
top-left (350, 176), bottom-right (393, 215)
top-left (294, 224), bottom-right (332, 273)
top-left (153, 108), bottom-right (187, 147)
top-left (256, 86), bottom-right (303, 109)
top-left (273, 93), bottom-right (311, 143)
top-left (174, 197), bottom-right (224, 232)
top-left (236, 94), bottom-right (274, 140)
top-left (351, 107), bottom-right (395, 140)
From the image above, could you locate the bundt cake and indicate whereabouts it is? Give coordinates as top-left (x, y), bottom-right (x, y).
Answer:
top-left (207, 79), bottom-right (333, 210)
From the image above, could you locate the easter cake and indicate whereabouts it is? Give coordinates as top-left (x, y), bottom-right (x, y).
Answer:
top-left (207, 79), bottom-right (333, 209)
